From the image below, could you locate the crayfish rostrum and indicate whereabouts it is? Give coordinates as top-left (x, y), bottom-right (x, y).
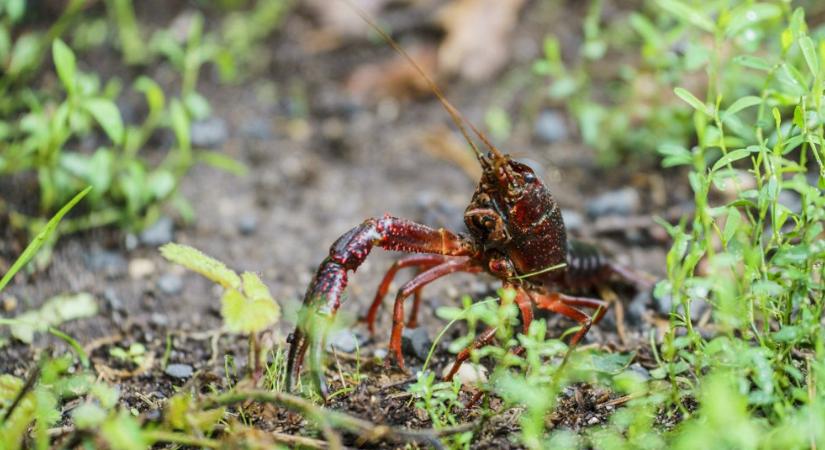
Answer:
top-left (286, 11), bottom-right (649, 397)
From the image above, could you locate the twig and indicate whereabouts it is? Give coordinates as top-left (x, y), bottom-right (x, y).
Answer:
top-left (200, 389), bottom-right (477, 450)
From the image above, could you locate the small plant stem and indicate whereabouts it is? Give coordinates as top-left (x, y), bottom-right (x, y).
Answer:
top-left (2, 359), bottom-right (42, 422)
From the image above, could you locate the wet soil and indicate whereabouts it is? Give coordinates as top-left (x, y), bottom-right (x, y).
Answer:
top-left (0, 1), bottom-right (689, 448)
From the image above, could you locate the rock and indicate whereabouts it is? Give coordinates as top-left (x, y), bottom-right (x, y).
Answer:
top-left (442, 363), bottom-right (487, 385)
top-left (373, 348), bottom-right (388, 359)
top-left (150, 312), bottom-right (169, 327)
top-left (157, 274), bottom-right (183, 295)
top-left (139, 216), bottom-right (174, 247)
top-left (2, 296), bottom-right (17, 312)
top-left (655, 291), bottom-right (709, 319)
top-left (586, 187), bottom-right (641, 218)
top-left (164, 363), bottom-right (193, 379)
top-left (626, 289), bottom-right (651, 326)
top-left (561, 209), bottom-right (584, 233)
top-left (534, 110), bottom-right (568, 143)
top-left (128, 258), bottom-right (156, 279)
top-left (587, 416), bottom-right (600, 425)
top-left (84, 248), bottom-right (128, 278)
top-left (190, 117), bottom-right (228, 148)
top-left (237, 215), bottom-right (258, 236)
top-left (239, 118), bottom-right (272, 140)
top-left (628, 363), bottom-right (651, 381)
top-left (103, 289), bottom-right (125, 312)
top-left (327, 329), bottom-right (366, 354)
top-left (401, 327), bottom-right (432, 362)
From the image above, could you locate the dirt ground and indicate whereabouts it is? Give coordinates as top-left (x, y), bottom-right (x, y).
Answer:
top-left (0, 1), bottom-right (692, 447)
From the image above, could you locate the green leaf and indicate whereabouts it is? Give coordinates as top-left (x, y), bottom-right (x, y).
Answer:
top-left (723, 207), bottom-right (741, 244)
top-left (658, 143), bottom-right (693, 167)
top-left (656, 0), bottom-right (715, 33)
top-left (170, 99), bottom-right (190, 152)
top-left (722, 96), bottom-right (762, 120)
top-left (712, 147), bottom-right (756, 172)
top-left (674, 87), bottom-right (710, 116)
top-left (52, 39), bottom-right (77, 95)
top-left (196, 151), bottom-right (247, 176)
top-left (134, 76), bottom-right (165, 114)
top-left (100, 411), bottom-right (147, 450)
top-left (83, 98), bottom-right (124, 146)
top-left (184, 92), bottom-right (211, 121)
top-left (241, 272), bottom-right (272, 301)
top-left (220, 288), bottom-right (280, 334)
top-left (9, 292), bottom-right (98, 343)
top-left (147, 169), bottom-right (176, 200)
top-left (799, 36), bottom-right (819, 76)
top-left (72, 403), bottom-right (107, 429)
top-left (733, 55), bottom-right (772, 72)
top-left (0, 187), bottom-right (91, 293)
top-left (725, 4), bottom-right (782, 37)
top-left (159, 243), bottom-right (240, 289)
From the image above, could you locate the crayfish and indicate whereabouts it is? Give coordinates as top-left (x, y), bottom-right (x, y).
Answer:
top-left (286, 9), bottom-right (649, 397)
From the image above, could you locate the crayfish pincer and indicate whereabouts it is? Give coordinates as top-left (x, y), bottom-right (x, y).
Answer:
top-left (285, 9), bottom-right (649, 398)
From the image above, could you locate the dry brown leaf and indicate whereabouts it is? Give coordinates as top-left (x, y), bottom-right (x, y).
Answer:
top-left (345, 44), bottom-right (440, 102)
top-left (303, 0), bottom-right (391, 52)
top-left (437, 0), bottom-right (526, 82)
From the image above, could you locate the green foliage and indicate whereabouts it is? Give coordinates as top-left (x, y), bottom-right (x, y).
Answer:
top-left (160, 243), bottom-right (280, 335)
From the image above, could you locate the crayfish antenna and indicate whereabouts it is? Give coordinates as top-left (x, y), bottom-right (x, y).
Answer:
top-left (342, 0), bottom-right (507, 165)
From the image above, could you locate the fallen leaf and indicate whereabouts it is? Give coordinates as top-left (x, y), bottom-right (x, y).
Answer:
top-left (437, 0), bottom-right (526, 82)
top-left (304, 0), bottom-right (391, 52)
top-left (346, 44), bottom-right (439, 102)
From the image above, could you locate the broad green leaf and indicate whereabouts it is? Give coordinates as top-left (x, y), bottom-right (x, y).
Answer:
top-left (83, 98), bottom-right (124, 146)
top-left (9, 292), bottom-right (98, 343)
top-left (656, 0), bottom-right (715, 33)
top-left (722, 96), bottom-right (762, 120)
top-left (733, 55), bottom-right (772, 72)
top-left (723, 207), bottom-right (741, 244)
top-left (147, 169), bottom-right (176, 199)
top-left (220, 288), bottom-right (279, 334)
top-left (799, 36), bottom-right (819, 76)
top-left (658, 143), bottom-right (692, 167)
top-left (134, 76), bottom-right (165, 114)
top-left (72, 403), bottom-right (107, 429)
top-left (0, 187), bottom-right (91, 293)
top-left (184, 92), bottom-right (211, 121)
top-left (100, 412), bottom-right (147, 450)
top-left (725, 4), bottom-right (782, 37)
top-left (52, 39), bottom-right (76, 95)
top-left (241, 272), bottom-right (272, 301)
top-left (674, 87), bottom-right (710, 116)
top-left (7, 33), bottom-right (40, 77)
top-left (159, 243), bottom-right (240, 289)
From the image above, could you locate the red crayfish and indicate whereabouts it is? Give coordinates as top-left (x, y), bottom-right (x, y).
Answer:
top-left (286, 10), bottom-right (649, 397)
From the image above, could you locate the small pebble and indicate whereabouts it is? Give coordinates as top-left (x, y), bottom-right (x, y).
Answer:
top-left (327, 329), bottom-right (366, 354)
top-left (139, 216), bottom-right (174, 247)
top-left (104, 289), bottom-right (125, 312)
top-left (626, 289), bottom-right (652, 325)
top-left (237, 215), bottom-right (258, 236)
top-left (129, 258), bottom-right (156, 279)
top-left (401, 327), bottom-right (432, 362)
top-left (628, 363), bottom-right (651, 381)
top-left (586, 187), bottom-right (641, 218)
top-left (240, 118), bottom-right (272, 140)
top-left (84, 248), bottom-right (128, 278)
top-left (587, 416), bottom-right (600, 425)
top-left (534, 109), bottom-right (569, 143)
top-left (157, 274), bottom-right (183, 295)
top-left (164, 363), bottom-right (194, 379)
top-left (150, 312), bottom-right (169, 327)
top-left (2, 296), bottom-right (17, 312)
top-left (190, 117), bottom-right (228, 148)
top-left (373, 348), bottom-right (388, 359)
top-left (441, 363), bottom-right (488, 385)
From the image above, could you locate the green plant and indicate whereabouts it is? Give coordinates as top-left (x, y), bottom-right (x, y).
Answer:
top-left (159, 243), bottom-right (281, 379)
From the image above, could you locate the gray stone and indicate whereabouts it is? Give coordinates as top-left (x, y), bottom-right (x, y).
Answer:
top-left (157, 274), bottom-right (183, 295)
top-left (626, 290), bottom-right (651, 326)
top-left (237, 215), bottom-right (258, 236)
top-left (164, 363), bottom-right (193, 379)
top-left (190, 117), bottom-right (228, 148)
top-left (327, 329), bottom-right (366, 354)
top-left (401, 327), bottom-right (432, 362)
top-left (586, 187), bottom-right (641, 218)
top-left (534, 110), bottom-right (569, 143)
top-left (85, 248), bottom-right (128, 278)
top-left (240, 118), bottom-right (272, 140)
top-left (139, 216), bottom-right (174, 246)
top-left (628, 363), bottom-right (651, 381)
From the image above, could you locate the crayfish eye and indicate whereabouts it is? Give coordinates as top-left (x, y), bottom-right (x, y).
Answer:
top-left (523, 172), bottom-right (536, 183)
